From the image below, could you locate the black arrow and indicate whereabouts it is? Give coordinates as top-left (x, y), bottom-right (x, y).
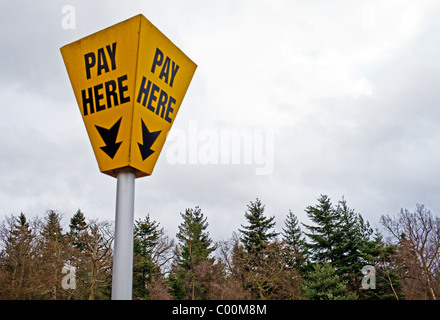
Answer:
top-left (95, 117), bottom-right (122, 159)
top-left (138, 119), bottom-right (161, 161)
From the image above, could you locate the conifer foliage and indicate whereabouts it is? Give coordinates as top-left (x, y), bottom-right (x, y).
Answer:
top-left (168, 207), bottom-right (216, 300)
top-left (239, 198), bottom-right (278, 254)
top-left (303, 262), bottom-right (357, 300)
top-left (133, 214), bottom-right (174, 300)
top-left (0, 196), bottom-right (439, 299)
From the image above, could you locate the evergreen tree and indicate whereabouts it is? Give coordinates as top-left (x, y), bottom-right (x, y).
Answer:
top-left (303, 195), bottom-right (375, 269)
top-left (303, 262), bottom-right (357, 300)
top-left (239, 198), bottom-right (278, 255)
top-left (364, 230), bottom-right (403, 300)
top-left (65, 209), bottom-right (89, 299)
top-left (133, 214), bottom-right (164, 299)
top-left (41, 210), bottom-right (65, 246)
top-left (2, 213), bottom-right (36, 299)
top-left (236, 199), bottom-right (282, 299)
top-left (282, 210), bottom-right (302, 247)
top-left (282, 210), bottom-right (306, 269)
top-left (69, 209), bottom-right (88, 251)
top-left (176, 207), bottom-right (215, 267)
top-left (168, 207), bottom-right (215, 300)
top-left (39, 210), bottom-right (66, 299)
top-left (302, 194), bottom-right (337, 264)
top-left (303, 195), bottom-right (376, 297)
top-left (332, 198), bottom-right (374, 292)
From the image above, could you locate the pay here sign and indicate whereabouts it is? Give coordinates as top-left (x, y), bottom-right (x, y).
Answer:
top-left (61, 14), bottom-right (197, 178)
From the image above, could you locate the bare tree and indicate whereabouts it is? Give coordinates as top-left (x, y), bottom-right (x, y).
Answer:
top-left (211, 235), bottom-right (252, 300)
top-left (381, 204), bottom-right (440, 300)
top-left (143, 234), bottom-right (175, 300)
top-left (84, 220), bottom-right (113, 300)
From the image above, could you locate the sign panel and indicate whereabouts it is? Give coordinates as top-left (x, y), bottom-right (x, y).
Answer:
top-left (61, 14), bottom-right (197, 177)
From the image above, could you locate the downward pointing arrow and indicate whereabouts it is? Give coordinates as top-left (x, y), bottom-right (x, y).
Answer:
top-left (138, 119), bottom-right (161, 161)
top-left (95, 117), bottom-right (122, 159)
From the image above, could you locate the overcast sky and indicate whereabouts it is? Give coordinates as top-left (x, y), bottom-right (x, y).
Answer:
top-left (1, 0), bottom-right (440, 241)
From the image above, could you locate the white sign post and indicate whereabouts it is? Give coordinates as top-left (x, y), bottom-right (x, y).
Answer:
top-left (111, 168), bottom-right (136, 300)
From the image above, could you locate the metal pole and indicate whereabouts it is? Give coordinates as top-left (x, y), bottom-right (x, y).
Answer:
top-left (111, 168), bottom-right (136, 300)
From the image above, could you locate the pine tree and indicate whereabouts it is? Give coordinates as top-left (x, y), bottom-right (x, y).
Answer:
top-left (39, 210), bottom-right (66, 300)
top-left (133, 214), bottom-right (164, 299)
top-left (302, 194), bottom-right (337, 264)
top-left (239, 198), bottom-right (278, 255)
top-left (282, 210), bottom-right (302, 247)
top-left (134, 215), bottom-right (162, 256)
top-left (236, 199), bottom-right (282, 299)
top-left (169, 206), bottom-right (215, 300)
top-left (2, 213), bottom-right (36, 299)
top-left (332, 198), bottom-right (374, 292)
top-left (303, 195), bottom-right (376, 297)
top-left (176, 207), bottom-right (215, 268)
top-left (303, 262), bottom-right (357, 300)
top-left (41, 210), bottom-right (65, 246)
top-left (282, 210), bottom-right (306, 269)
top-left (69, 209), bottom-right (88, 251)
top-left (364, 230), bottom-right (403, 300)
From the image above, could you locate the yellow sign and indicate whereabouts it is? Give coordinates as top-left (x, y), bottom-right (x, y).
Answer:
top-left (60, 14), bottom-right (197, 178)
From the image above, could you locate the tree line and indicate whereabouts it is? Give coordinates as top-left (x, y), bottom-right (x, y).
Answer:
top-left (0, 194), bottom-right (439, 300)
